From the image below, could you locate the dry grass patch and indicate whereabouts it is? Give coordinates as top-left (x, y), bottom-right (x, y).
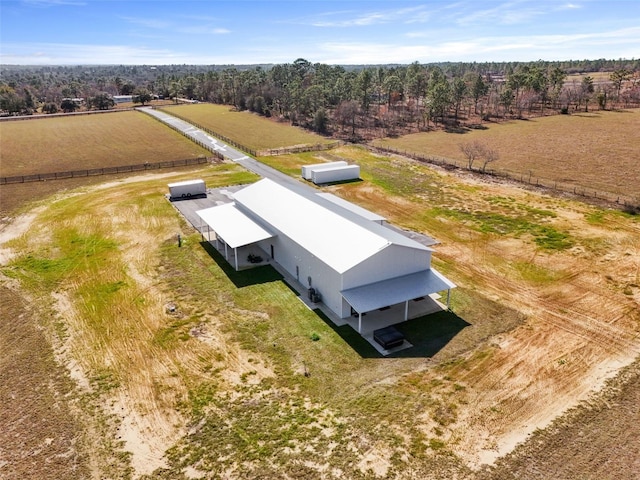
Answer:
top-left (262, 144), bottom-right (640, 472)
top-left (161, 103), bottom-right (333, 151)
top-left (0, 111), bottom-right (210, 177)
top-left (3, 146), bottom-right (640, 478)
top-left (372, 109), bottom-right (640, 201)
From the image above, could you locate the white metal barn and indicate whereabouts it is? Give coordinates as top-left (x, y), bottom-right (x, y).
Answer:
top-left (196, 179), bottom-right (455, 333)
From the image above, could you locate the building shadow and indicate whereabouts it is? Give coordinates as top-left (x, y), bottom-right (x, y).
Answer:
top-left (199, 241), bottom-right (283, 288)
top-left (315, 308), bottom-right (470, 359)
top-left (391, 310), bottom-right (470, 358)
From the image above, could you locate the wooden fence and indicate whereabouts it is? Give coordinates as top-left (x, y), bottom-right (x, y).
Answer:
top-left (153, 108), bottom-right (258, 157)
top-left (0, 156), bottom-right (214, 185)
top-left (370, 145), bottom-right (639, 210)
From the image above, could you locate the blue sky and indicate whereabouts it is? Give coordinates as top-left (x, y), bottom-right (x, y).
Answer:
top-left (1, 0), bottom-right (639, 65)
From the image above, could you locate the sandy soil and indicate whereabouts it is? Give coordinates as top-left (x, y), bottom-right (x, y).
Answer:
top-left (428, 176), bottom-right (640, 468)
top-left (2, 164), bottom-right (639, 478)
top-left (334, 166), bottom-right (640, 471)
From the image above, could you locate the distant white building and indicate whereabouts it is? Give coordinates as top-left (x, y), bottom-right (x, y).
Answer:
top-left (196, 179), bottom-right (455, 333)
top-left (112, 95), bottom-right (133, 104)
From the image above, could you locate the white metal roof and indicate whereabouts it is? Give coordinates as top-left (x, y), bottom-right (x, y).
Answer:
top-left (341, 268), bottom-right (456, 313)
top-left (302, 161), bottom-right (347, 179)
top-left (196, 203), bottom-right (274, 249)
top-left (168, 178), bottom-right (205, 188)
top-left (232, 179), bottom-right (429, 273)
top-left (316, 192), bottom-right (386, 223)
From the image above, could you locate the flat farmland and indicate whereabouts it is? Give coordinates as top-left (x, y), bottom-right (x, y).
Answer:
top-left (160, 103), bottom-right (333, 151)
top-left (372, 109), bottom-right (640, 202)
top-left (2, 144), bottom-right (639, 479)
top-left (0, 111), bottom-right (210, 177)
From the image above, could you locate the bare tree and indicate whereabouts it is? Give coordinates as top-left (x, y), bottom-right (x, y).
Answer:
top-left (480, 147), bottom-right (499, 173)
top-left (459, 140), bottom-right (485, 170)
top-left (460, 141), bottom-right (499, 172)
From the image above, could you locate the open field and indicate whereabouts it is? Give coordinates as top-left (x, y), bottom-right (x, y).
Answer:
top-left (1, 144), bottom-right (639, 478)
top-left (0, 110), bottom-right (210, 178)
top-left (160, 103), bottom-right (334, 151)
top-left (372, 109), bottom-right (640, 203)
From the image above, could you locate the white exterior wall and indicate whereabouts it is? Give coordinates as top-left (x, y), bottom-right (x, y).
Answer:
top-left (256, 233), bottom-right (343, 316)
top-left (339, 244), bottom-right (432, 316)
top-left (234, 201), bottom-right (344, 317)
top-left (168, 179), bottom-right (206, 198)
top-left (311, 165), bottom-right (360, 184)
top-left (302, 161), bottom-right (347, 180)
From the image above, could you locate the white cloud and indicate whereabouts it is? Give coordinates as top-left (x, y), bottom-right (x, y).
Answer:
top-left (122, 16), bottom-right (230, 36)
top-left (178, 26), bottom-right (231, 35)
top-left (309, 5), bottom-right (432, 27)
top-left (21, 0), bottom-right (86, 6)
top-left (557, 3), bottom-right (582, 10)
top-left (121, 17), bottom-right (171, 30)
top-left (455, 1), bottom-right (545, 26)
top-left (316, 26), bottom-right (640, 64)
top-left (0, 43), bottom-right (184, 65)
top-left (2, 26), bottom-right (638, 66)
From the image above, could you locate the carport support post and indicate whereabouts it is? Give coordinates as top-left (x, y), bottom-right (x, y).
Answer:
top-left (224, 241), bottom-right (228, 260)
top-left (404, 300), bottom-right (409, 321)
top-left (358, 312), bottom-right (362, 333)
top-left (234, 247), bottom-right (238, 271)
top-left (447, 289), bottom-right (451, 309)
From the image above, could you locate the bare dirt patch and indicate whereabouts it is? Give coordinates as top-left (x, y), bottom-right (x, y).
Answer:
top-left (373, 109), bottom-right (640, 203)
top-left (0, 285), bottom-right (90, 480)
top-left (2, 151), bottom-right (639, 479)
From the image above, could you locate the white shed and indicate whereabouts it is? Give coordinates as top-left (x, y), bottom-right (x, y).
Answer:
top-left (301, 161), bottom-right (348, 180)
top-left (311, 164), bottom-right (360, 185)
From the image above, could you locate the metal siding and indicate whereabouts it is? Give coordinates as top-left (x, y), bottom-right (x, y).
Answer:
top-left (311, 165), bottom-right (360, 184)
top-left (257, 225), bottom-right (344, 318)
top-left (342, 244), bottom-right (432, 290)
top-left (302, 161), bottom-right (347, 179)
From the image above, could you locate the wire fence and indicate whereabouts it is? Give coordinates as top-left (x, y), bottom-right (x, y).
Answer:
top-left (0, 156), bottom-right (215, 185)
top-left (370, 145), bottom-right (639, 210)
top-left (257, 142), bottom-right (342, 157)
top-left (155, 106), bottom-right (341, 158)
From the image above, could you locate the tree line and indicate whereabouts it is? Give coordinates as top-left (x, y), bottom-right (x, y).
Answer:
top-left (1, 59), bottom-right (638, 139)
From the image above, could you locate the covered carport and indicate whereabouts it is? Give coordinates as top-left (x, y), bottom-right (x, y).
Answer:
top-left (341, 269), bottom-right (456, 334)
top-left (196, 203), bottom-right (274, 271)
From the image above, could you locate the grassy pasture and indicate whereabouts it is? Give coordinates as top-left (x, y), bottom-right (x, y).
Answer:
top-left (160, 103), bottom-right (333, 151)
top-left (372, 109), bottom-right (640, 202)
top-left (2, 161), bottom-right (513, 477)
top-left (0, 110), bottom-right (210, 177)
top-left (4, 143), bottom-right (640, 478)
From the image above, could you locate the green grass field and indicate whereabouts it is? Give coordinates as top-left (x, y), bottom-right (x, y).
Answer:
top-left (0, 111), bottom-right (211, 177)
top-left (160, 103), bottom-right (334, 151)
top-left (372, 109), bottom-right (640, 201)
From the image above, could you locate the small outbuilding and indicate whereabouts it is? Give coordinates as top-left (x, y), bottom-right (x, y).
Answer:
top-left (311, 164), bottom-right (360, 184)
top-left (301, 161), bottom-right (347, 180)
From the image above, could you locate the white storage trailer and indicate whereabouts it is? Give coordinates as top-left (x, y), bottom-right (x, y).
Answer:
top-left (301, 161), bottom-right (347, 180)
top-left (168, 179), bottom-right (206, 199)
top-left (311, 165), bottom-right (360, 185)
